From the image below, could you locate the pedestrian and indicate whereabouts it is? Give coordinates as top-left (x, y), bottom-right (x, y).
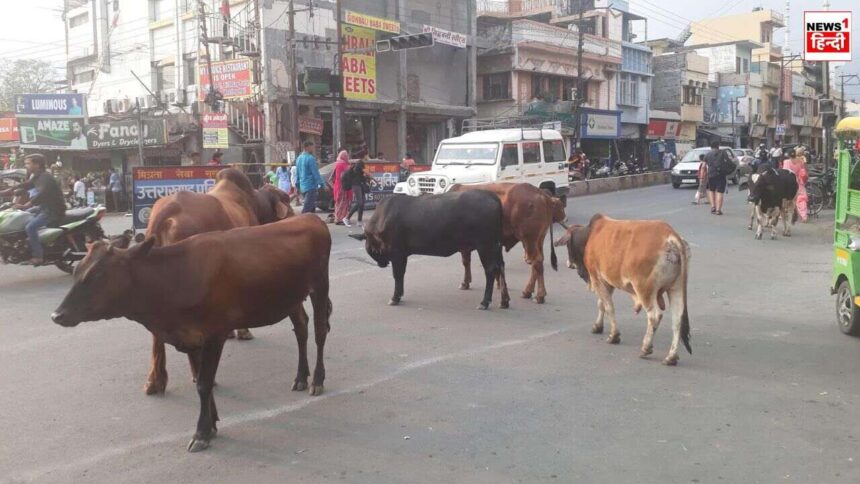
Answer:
top-left (401, 152), bottom-right (416, 170)
top-left (376, 152), bottom-right (385, 161)
top-left (783, 146), bottom-right (809, 222)
top-left (332, 150), bottom-right (353, 226)
top-left (73, 176), bottom-right (86, 207)
top-left (265, 165), bottom-right (278, 185)
top-left (275, 160), bottom-right (292, 194)
top-left (662, 151), bottom-right (675, 171)
top-left (109, 168), bottom-right (124, 212)
top-left (208, 151), bottom-right (224, 166)
top-left (188, 152), bottom-right (202, 165)
top-left (11, 154), bottom-right (65, 265)
top-left (693, 154), bottom-right (709, 205)
top-left (769, 142), bottom-right (783, 169)
top-left (290, 162), bottom-right (299, 205)
top-left (347, 152), bottom-right (372, 226)
top-left (295, 140), bottom-right (324, 214)
top-left (704, 141), bottom-right (732, 215)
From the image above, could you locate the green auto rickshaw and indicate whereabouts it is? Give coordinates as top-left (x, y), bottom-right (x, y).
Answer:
top-left (832, 117), bottom-right (860, 335)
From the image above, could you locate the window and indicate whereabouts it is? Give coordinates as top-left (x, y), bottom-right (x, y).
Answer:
top-left (73, 70), bottom-right (95, 84)
top-left (69, 12), bottom-right (89, 28)
top-left (742, 58), bottom-right (749, 74)
top-left (736, 57), bottom-right (741, 74)
top-left (683, 86), bottom-right (695, 105)
top-left (522, 142), bottom-right (541, 164)
top-left (532, 74), bottom-right (546, 99)
top-left (153, 64), bottom-right (176, 91)
top-left (149, 0), bottom-right (169, 22)
top-left (483, 73), bottom-right (509, 101)
top-left (761, 24), bottom-right (772, 43)
top-left (618, 74), bottom-right (639, 106)
top-left (500, 144), bottom-right (519, 169)
top-left (562, 78), bottom-right (576, 101)
top-left (543, 140), bottom-right (566, 163)
top-left (184, 54), bottom-right (197, 85)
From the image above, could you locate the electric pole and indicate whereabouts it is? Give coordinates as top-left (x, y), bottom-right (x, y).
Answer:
top-left (571, 0), bottom-right (585, 153)
top-left (287, 0), bottom-right (300, 149)
top-left (839, 73), bottom-right (860, 120)
top-left (333, 0), bottom-right (344, 154)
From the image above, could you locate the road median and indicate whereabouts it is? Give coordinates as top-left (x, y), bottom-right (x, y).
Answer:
top-left (568, 171), bottom-right (671, 198)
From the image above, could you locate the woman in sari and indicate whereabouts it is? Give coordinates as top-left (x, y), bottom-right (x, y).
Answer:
top-left (783, 146), bottom-right (809, 222)
top-left (332, 150), bottom-right (353, 226)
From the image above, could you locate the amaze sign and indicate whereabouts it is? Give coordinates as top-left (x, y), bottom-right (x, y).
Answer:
top-left (804, 11), bottom-right (852, 61)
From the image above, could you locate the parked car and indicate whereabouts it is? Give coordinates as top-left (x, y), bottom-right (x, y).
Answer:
top-left (670, 146), bottom-right (744, 188)
top-left (734, 149), bottom-right (755, 172)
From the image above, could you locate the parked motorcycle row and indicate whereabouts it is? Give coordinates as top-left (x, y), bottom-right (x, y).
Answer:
top-left (568, 155), bottom-right (650, 182)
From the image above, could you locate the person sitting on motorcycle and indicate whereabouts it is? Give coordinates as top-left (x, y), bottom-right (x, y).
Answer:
top-left (12, 154), bottom-right (66, 265)
top-left (753, 143), bottom-right (769, 173)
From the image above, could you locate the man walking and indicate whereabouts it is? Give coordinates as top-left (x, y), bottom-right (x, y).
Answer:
top-left (109, 168), bottom-right (124, 212)
top-left (73, 176), bottom-right (86, 207)
top-left (769, 141), bottom-right (783, 169)
top-left (703, 141), bottom-right (730, 215)
top-left (12, 154), bottom-right (66, 265)
top-left (296, 140), bottom-right (324, 214)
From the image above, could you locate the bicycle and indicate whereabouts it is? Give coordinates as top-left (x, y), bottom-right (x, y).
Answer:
top-left (807, 167), bottom-right (836, 217)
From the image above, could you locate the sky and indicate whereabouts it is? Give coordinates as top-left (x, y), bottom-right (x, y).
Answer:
top-left (0, 0), bottom-right (857, 98)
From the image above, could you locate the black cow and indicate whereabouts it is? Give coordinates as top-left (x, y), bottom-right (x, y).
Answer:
top-left (351, 191), bottom-right (510, 310)
top-left (748, 167), bottom-right (798, 240)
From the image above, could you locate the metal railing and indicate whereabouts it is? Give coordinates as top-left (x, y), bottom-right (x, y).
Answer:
top-left (203, 0), bottom-right (259, 57)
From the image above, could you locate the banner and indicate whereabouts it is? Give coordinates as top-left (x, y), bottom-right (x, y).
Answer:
top-left (15, 93), bottom-right (86, 117)
top-left (422, 25), bottom-right (467, 48)
top-left (17, 117), bottom-right (88, 150)
top-left (86, 119), bottom-right (166, 150)
top-left (202, 113), bottom-right (229, 149)
top-left (298, 116), bottom-right (324, 136)
top-left (0, 118), bottom-right (19, 142)
top-left (344, 10), bottom-right (399, 34)
top-left (804, 11), bottom-right (852, 62)
top-left (198, 59), bottom-right (253, 101)
top-left (580, 110), bottom-right (621, 139)
top-left (132, 167), bottom-right (221, 229)
top-left (341, 24), bottom-right (377, 101)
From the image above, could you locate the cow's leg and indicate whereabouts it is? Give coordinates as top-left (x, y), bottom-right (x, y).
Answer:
top-left (497, 246), bottom-right (510, 309)
top-left (188, 337), bottom-right (225, 452)
top-left (769, 209), bottom-right (778, 240)
top-left (594, 284), bottom-right (619, 343)
top-left (748, 202), bottom-right (756, 230)
top-left (389, 255), bottom-right (407, 306)
top-left (460, 249), bottom-right (472, 290)
top-left (782, 200), bottom-right (795, 237)
top-left (754, 205), bottom-right (764, 240)
top-left (640, 306), bottom-right (663, 358)
top-left (476, 244), bottom-right (499, 310)
top-left (289, 305), bottom-right (311, 392)
top-left (522, 238), bottom-right (547, 304)
top-left (663, 288), bottom-right (686, 366)
top-left (592, 298), bottom-right (606, 334)
top-left (308, 289), bottom-right (331, 396)
top-left (144, 333), bottom-right (169, 395)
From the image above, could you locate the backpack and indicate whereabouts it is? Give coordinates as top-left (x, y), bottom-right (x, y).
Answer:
top-left (718, 150), bottom-right (736, 176)
top-left (340, 168), bottom-right (354, 190)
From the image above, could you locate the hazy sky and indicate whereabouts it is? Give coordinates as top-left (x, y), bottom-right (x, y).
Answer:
top-left (0, 0), bottom-right (857, 96)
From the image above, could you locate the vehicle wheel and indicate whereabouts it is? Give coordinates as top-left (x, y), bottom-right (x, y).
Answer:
top-left (807, 183), bottom-right (824, 216)
top-left (837, 281), bottom-right (860, 336)
top-left (672, 182), bottom-right (681, 189)
top-left (55, 259), bottom-right (75, 274)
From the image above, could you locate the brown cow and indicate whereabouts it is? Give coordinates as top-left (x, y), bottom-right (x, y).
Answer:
top-left (52, 214), bottom-right (332, 452)
top-left (142, 168), bottom-right (294, 395)
top-left (554, 214), bottom-right (692, 365)
top-left (450, 183), bottom-right (566, 303)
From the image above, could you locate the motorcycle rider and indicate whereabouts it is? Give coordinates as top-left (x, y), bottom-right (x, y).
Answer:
top-left (753, 143), bottom-right (769, 173)
top-left (12, 154), bottom-right (66, 265)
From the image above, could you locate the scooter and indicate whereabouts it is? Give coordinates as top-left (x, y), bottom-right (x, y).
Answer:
top-left (0, 203), bottom-right (108, 273)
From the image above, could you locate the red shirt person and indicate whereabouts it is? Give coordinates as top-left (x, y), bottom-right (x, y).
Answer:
top-left (208, 152), bottom-right (224, 166)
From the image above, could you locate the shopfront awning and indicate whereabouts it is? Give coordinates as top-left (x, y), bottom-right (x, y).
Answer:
top-left (647, 119), bottom-right (682, 139)
top-left (697, 127), bottom-right (732, 142)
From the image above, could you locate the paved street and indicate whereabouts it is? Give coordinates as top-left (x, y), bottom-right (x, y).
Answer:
top-left (1, 185), bottom-right (856, 483)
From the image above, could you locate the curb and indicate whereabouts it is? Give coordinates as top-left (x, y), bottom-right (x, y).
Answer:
top-left (568, 172), bottom-right (671, 198)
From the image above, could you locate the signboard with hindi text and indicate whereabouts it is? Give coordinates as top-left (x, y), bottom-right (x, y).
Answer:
top-left (341, 24), bottom-right (377, 100)
top-left (202, 113), bottom-right (229, 149)
top-left (804, 11), bottom-right (852, 62)
top-left (131, 167), bottom-right (221, 229)
top-left (422, 25), bottom-right (467, 48)
top-left (344, 10), bottom-right (400, 34)
top-left (0, 118), bottom-right (19, 141)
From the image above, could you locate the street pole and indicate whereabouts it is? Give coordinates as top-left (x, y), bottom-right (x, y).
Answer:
top-left (730, 97), bottom-right (736, 149)
top-left (571, 0), bottom-right (585, 153)
top-left (136, 98), bottom-right (145, 167)
top-left (333, 0), bottom-right (344, 155)
top-left (287, 0), bottom-right (300, 149)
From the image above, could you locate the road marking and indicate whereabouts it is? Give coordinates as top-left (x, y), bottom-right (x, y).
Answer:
top-left (12, 327), bottom-right (570, 482)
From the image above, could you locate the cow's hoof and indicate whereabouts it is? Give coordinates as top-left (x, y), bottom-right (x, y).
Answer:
top-left (755, 233), bottom-right (762, 240)
top-left (662, 355), bottom-right (679, 366)
top-left (309, 384), bottom-right (324, 396)
top-left (783, 232), bottom-right (791, 237)
top-left (236, 329), bottom-right (254, 340)
top-left (291, 380), bottom-right (308, 392)
top-left (388, 297), bottom-right (401, 306)
top-left (640, 346), bottom-right (653, 358)
top-left (144, 379), bottom-right (166, 396)
top-left (533, 296), bottom-right (546, 304)
top-left (591, 324), bottom-right (604, 334)
top-left (521, 291), bottom-right (532, 299)
top-left (477, 302), bottom-right (490, 310)
top-left (187, 437), bottom-right (211, 453)
top-left (459, 283), bottom-right (470, 290)
top-left (606, 333), bottom-right (621, 344)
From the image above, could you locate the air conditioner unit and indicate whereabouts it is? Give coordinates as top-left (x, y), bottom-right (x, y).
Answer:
top-left (160, 90), bottom-right (177, 106)
top-left (118, 99), bottom-right (132, 113)
top-left (819, 99), bottom-right (835, 114)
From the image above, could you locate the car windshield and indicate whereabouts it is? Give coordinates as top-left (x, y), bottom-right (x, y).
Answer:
top-left (435, 143), bottom-right (499, 165)
top-left (680, 149), bottom-right (710, 163)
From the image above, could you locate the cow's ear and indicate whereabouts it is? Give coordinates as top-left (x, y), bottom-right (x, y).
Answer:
top-left (554, 231), bottom-right (572, 247)
top-left (129, 237), bottom-right (156, 259)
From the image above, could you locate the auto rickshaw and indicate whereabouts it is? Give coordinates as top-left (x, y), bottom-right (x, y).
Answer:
top-left (832, 117), bottom-right (860, 334)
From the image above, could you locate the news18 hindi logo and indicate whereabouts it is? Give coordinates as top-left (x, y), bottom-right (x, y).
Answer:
top-left (804, 11), bottom-right (852, 62)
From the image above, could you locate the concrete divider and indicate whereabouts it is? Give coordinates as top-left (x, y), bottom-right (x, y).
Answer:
top-left (568, 171), bottom-right (671, 198)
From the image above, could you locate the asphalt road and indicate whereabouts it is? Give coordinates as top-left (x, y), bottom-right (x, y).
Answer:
top-left (1, 184), bottom-right (856, 484)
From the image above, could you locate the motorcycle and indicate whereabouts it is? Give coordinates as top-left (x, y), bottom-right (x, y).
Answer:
top-left (0, 203), bottom-right (108, 273)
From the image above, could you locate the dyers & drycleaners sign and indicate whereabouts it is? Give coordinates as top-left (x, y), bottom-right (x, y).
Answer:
top-left (86, 119), bottom-right (166, 150)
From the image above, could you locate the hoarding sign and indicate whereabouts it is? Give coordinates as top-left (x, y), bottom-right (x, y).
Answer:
top-left (422, 25), bottom-right (467, 48)
top-left (0, 118), bottom-right (19, 141)
top-left (344, 10), bottom-right (400, 34)
top-left (15, 93), bottom-right (86, 117)
top-left (202, 113), bottom-right (229, 149)
top-left (580, 111), bottom-right (621, 139)
top-left (341, 24), bottom-right (377, 101)
top-left (298, 116), bottom-right (324, 136)
top-left (199, 58), bottom-right (253, 101)
top-left (86, 119), bottom-right (166, 150)
top-left (131, 167), bottom-right (221, 229)
top-left (804, 11), bottom-right (852, 62)
top-left (17, 117), bottom-right (88, 150)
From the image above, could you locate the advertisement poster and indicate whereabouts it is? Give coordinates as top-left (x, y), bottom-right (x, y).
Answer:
top-left (715, 85), bottom-right (747, 124)
top-left (86, 119), bottom-right (166, 150)
top-left (132, 167), bottom-right (221, 229)
top-left (298, 116), bottom-right (324, 136)
top-left (202, 113), bottom-right (229, 149)
top-left (0, 118), bottom-right (19, 141)
top-left (17, 117), bottom-right (88, 150)
top-left (15, 93), bottom-right (87, 117)
top-left (580, 110), bottom-right (621, 139)
top-left (341, 24), bottom-right (377, 101)
top-left (344, 10), bottom-right (400, 34)
top-left (198, 59), bottom-right (253, 101)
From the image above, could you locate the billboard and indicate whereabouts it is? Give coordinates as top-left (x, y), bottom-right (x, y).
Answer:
top-left (15, 93), bottom-right (86, 117)
top-left (341, 24), bottom-right (377, 101)
top-left (0, 118), bottom-right (19, 142)
top-left (86, 119), bottom-right (166, 150)
top-left (580, 110), bottom-right (621, 139)
top-left (17, 117), bottom-right (88, 150)
top-left (715, 85), bottom-right (747, 124)
top-left (132, 167), bottom-right (221, 229)
top-left (202, 113), bottom-right (229, 149)
top-left (199, 59), bottom-right (253, 101)
top-left (344, 10), bottom-right (400, 34)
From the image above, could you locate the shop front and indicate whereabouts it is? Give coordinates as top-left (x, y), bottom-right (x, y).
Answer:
top-left (579, 109), bottom-right (621, 165)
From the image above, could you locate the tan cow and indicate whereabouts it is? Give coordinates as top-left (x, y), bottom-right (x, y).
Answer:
top-left (450, 183), bottom-right (566, 303)
top-left (554, 214), bottom-right (692, 365)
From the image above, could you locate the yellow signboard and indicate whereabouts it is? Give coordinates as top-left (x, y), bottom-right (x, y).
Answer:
top-left (341, 24), bottom-right (377, 101)
top-left (344, 10), bottom-right (400, 34)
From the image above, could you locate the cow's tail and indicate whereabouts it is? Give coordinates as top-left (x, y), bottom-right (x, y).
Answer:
top-left (549, 221), bottom-right (558, 271)
top-left (679, 238), bottom-right (692, 355)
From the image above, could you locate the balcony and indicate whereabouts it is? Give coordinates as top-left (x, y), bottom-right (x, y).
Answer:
top-left (510, 20), bottom-right (622, 61)
top-left (478, 0), bottom-right (558, 18)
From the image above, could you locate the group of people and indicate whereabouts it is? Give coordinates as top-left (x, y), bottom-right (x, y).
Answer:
top-left (330, 150), bottom-right (375, 227)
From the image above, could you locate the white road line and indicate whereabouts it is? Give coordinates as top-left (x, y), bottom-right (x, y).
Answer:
top-left (11, 327), bottom-right (570, 482)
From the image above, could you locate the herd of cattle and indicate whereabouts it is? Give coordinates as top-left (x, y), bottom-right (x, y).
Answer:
top-left (50, 168), bottom-right (693, 453)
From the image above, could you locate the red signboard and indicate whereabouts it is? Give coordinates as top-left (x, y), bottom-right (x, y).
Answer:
top-left (804, 11), bottom-right (852, 62)
top-left (647, 119), bottom-right (682, 139)
top-left (0, 118), bottom-right (19, 142)
top-left (198, 59), bottom-right (253, 101)
top-left (781, 68), bottom-right (794, 103)
top-left (298, 116), bottom-right (324, 136)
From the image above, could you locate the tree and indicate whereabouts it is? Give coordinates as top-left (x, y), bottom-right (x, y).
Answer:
top-left (0, 59), bottom-right (56, 112)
